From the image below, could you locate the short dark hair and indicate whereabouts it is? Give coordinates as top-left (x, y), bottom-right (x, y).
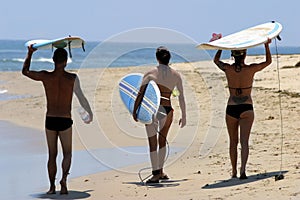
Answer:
top-left (53, 48), bottom-right (68, 63)
top-left (156, 46), bottom-right (171, 65)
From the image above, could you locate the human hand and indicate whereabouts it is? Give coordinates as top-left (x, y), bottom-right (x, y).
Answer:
top-left (266, 38), bottom-right (272, 44)
top-left (84, 113), bottom-right (93, 124)
top-left (133, 112), bottom-right (138, 122)
top-left (209, 33), bottom-right (222, 42)
top-left (27, 44), bottom-right (37, 54)
top-left (179, 117), bottom-right (186, 128)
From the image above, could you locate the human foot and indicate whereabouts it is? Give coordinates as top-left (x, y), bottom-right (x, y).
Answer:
top-left (46, 185), bottom-right (56, 194)
top-left (160, 173), bottom-right (169, 180)
top-left (231, 169), bottom-right (237, 178)
top-left (159, 169), bottom-right (169, 180)
top-left (240, 172), bottom-right (248, 180)
top-left (146, 175), bottom-right (160, 184)
top-left (60, 180), bottom-right (68, 195)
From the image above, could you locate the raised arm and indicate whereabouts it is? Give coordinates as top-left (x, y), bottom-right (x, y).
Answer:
top-left (176, 74), bottom-right (186, 128)
top-left (74, 76), bottom-right (93, 123)
top-left (213, 50), bottom-right (228, 71)
top-left (249, 39), bottom-right (272, 71)
top-left (22, 45), bottom-right (46, 81)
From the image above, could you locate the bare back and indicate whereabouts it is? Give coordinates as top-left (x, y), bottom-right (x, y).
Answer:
top-left (144, 64), bottom-right (182, 106)
top-left (224, 64), bottom-right (256, 105)
top-left (214, 41), bottom-right (272, 105)
top-left (41, 71), bottom-right (76, 117)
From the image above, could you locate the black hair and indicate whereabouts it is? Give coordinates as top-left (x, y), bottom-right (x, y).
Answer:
top-left (53, 48), bottom-right (68, 63)
top-left (231, 50), bottom-right (247, 72)
top-left (156, 46), bottom-right (171, 65)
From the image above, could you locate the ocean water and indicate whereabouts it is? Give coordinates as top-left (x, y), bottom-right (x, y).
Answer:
top-left (0, 40), bottom-right (299, 101)
top-left (1, 40), bottom-right (299, 72)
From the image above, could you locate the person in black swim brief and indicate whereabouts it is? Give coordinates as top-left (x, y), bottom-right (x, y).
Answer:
top-left (133, 46), bottom-right (186, 184)
top-left (45, 117), bottom-right (73, 131)
top-left (23, 46), bottom-right (93, 195)
top-left (156, 105), bottom-right (174, 121)
top-left (213, 37), bottom-right (272, 180)
top-left (226, 104), bottom-right (253, 119)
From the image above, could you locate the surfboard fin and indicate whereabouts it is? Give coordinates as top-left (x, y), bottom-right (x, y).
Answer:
top-left (68, 41), bottom-right (72, 58)
top-left (276, 35), bottom-right (282, 41)
top-left (82, 42), bottom-right (85, 52)
top-left (271, 21), bottom-right (282, 41)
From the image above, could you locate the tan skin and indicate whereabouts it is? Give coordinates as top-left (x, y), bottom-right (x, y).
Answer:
top-left (133, 61), bottom-right (186, 182)
top-left (213, 39), bottom-right (271, 179)
top-left (22, 45), bottom-right (93, 194)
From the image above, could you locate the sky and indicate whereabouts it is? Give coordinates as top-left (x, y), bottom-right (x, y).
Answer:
top-left (1, 0), bottom-right (299, 47)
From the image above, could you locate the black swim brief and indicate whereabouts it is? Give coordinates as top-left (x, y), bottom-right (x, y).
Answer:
top-left (226, 104), bottom-right (253, 119)
top-left (45, 116), bottom-right (73, 131)
top-left (156, 105), bottom-right (173, 120)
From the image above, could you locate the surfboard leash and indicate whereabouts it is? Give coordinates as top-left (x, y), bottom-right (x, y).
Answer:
top-left (274, 36), bottom-right (285, 181)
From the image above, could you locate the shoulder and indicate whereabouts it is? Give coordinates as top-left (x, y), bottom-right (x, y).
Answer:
top-left (143, 68), bottom-right (157, 80)
top-left (170, 68), bottom-right (182, 79)
top-left (219, 62), bottom-right (231, 71)
top-left (145, 67), bottom-right (158, 75)
top-left (64, 71), bottom-right (77, 80)
top-left (247, 62), bottom-right (268, 72)
top-left (24, 69), bottom-right (51, 81)
top-left (38, 70), bottom-right (51, 75)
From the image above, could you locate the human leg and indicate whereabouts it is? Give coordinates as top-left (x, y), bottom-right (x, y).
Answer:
top-left (226, 114), bottom-right (239, 178)
top-left (58, 127), bottom-right (72, 194)
top-left (45, 129), bottom-right (59, 194)
top-left (239, 110), bottom-right (254, 179)
top-left (158, 110), bottom-right (173, 179)
top-left (145, 122), bottom-right (160, 183)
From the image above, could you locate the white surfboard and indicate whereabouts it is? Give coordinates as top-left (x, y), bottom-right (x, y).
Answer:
top-left (197, 21), bottom-right (283, 50)
top-left (25, 36), bottom-right (85, 51)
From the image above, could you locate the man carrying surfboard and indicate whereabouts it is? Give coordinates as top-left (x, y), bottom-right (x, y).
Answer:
top-left (22, 45), bottom-right (93, 194)
top-left (133, 46), bottom-right (186, 184)
top-left (213, 38), bottom-right (272, 179)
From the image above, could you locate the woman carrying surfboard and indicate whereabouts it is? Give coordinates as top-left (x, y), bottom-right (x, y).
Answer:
top-left (133, 46), bottom-right (186, 184)
top-left (213, 38), bottom-right (272, 179)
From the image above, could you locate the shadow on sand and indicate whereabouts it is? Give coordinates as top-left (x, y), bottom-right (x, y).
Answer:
top-left (202, 170), bottom-right (288, 189)
top-left (123, 178), bottom-right (189, 188)
top-left (31, 190), bottom-right (93, 199)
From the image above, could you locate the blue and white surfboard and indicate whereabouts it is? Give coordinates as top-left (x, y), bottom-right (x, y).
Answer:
top-left (25, 36), bottom-right (85, 50)
top-left (119, 73), bottom-right (160, 124)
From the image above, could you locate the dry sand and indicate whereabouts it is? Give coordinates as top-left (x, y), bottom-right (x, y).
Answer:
top-left (0, 54), bottom-right (299, 199)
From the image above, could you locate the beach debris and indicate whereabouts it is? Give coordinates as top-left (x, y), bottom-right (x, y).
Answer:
top-left (267, 115), bottom-right (275, 120)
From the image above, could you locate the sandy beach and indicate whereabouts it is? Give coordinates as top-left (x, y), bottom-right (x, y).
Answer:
top-left (1, 54), bottom-right (300, 199)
